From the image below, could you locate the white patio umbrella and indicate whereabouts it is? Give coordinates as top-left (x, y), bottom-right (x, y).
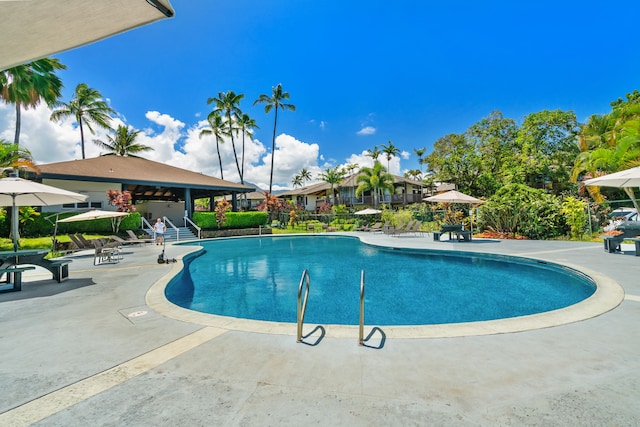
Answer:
top-left (423, 190), bottom-right (484, 204)
top-left (584, 166), bottom-right (640, 211)
top-left (0, 177), bottom-right (87, 251)
top-left (57, 210), bottom-right (129, 223)
top-left (0, 0), bottom-right (174, 70)
top-left (354, 208), bottom-right (382, 215)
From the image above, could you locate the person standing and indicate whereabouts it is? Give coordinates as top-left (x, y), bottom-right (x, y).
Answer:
top-left (153, 217), bottom-right (166, 245)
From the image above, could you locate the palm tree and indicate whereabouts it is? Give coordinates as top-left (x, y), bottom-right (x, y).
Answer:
top-left (50, 83), bottom-right (115, 159)
top-left (0, 58), bottom-right (66, 145)
top-left (356, 162), bottom-right (395, 208)
top-left (414, 147), bottom-right (426, 173)
top-left (298, 167), bottom-right (312, 186)
top-left (93, 125), bottom-right (153, 157)
top-left (0, 139), bottom-right (39, 175)
top-left (404, 169), bottom-right (422, 181)
top-left (292, 174), bottom-right (303, 188)
top-left (208, 91), bottom-right (244, 181)
top-left (199, 112), bottom-right (226, 179)
top-left (254, 83), bottom-right (296, 194)
top-left (318, 166), bottom-right (345, 204)
top-left (236, 113), bottom-right (259, 185)
top-left (381, 140), bottom-right (401, 171)
top-left (366, 145), bottom-right (381, 164)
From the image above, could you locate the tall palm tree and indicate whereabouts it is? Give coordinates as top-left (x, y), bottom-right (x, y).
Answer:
top-left (414, 147), bottom-right (426, 172)
top-left (236, 112), bottom-right (259, 185)
top-left (0, 139), bottom-right (39, 175)
top-left (298, 167), bottom-right (312, 186)
top-left (199, 112), bottom-right (226, 179)
top-left (356, 162), bottom-right (394, 208)
top-left (93, 125), bottom-right (153, 157)
top-left (381, 140), bottom-right (401, 171)
top-left (208, 91), bottom-right (244, 181)
top-left (0, 58), bottom-right (66, 145)
top-left (254, 83), bottom-right (295, 194)
top-left (366, 145), bottom-right (381, 164)
top-left (50, 83), bottom-right (115, 159)
top-left (318, 166), bottom-right (345, 204)
top-left (292, 174), bottom-right (303, 189)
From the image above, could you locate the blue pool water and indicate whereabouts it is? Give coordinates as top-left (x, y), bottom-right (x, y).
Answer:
top-left (165, 236), bottom-right (596, 326)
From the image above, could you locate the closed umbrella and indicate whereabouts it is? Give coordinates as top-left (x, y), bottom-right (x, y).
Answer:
top-left (0, 177), bottom-right (87, 251)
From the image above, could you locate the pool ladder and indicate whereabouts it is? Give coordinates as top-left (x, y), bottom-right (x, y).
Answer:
top-left (296, 269), bottom-right (367, 346)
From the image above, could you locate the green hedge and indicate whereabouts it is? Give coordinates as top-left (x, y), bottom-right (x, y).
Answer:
top-left (193, 211), bottom-right (268, 229)
top-left (0, 211), bottom-right (142, 238)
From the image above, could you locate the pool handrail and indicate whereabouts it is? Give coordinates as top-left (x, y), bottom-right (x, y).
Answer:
top-left (359, 269), bottom-right (365, 346)
top-left (296, 269), bottom-right (311, 343)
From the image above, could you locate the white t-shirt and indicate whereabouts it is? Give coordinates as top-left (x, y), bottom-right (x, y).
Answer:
top-left (154, 221), bottom-right (166, 234)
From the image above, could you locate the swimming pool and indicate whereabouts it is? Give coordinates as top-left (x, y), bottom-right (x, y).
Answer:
top-left (165, 236), bottom-right (596, 326)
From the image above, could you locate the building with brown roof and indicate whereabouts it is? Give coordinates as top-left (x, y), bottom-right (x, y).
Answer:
top-left (36, 156), bottom-right (252, 223)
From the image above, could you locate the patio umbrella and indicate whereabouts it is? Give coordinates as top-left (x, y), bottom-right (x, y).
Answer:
top-left (1, 0), bottom-right (174, 70)
top-left (0, 177), bottom-right (87, 251)
top-left (584, 166), bottom-right (640, 211)
top-left (57, 210), bottom-right (129, 223)
top-left (354, 208), bottom-right (382, 215)
top-left (423, 190), bottom-right (484, 204)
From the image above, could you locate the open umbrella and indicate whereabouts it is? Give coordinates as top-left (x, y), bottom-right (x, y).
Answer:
top-left (584, 166), bottom-right (640, 212)
top-left (354, 208), bottom-right (382, 215)
top-left (0, 177), bottom-right (87, 251)
top-left (57, 210), bottom-right (129, 223)
top-left (423, 190), bottom-right (484, 204)
top-left (1, 0), bottom-right (174, 70)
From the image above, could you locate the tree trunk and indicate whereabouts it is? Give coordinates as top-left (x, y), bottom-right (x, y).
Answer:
top-left (14, 103), bottom-right (21, 144)
top-left (269, 108), bottom-right (278, 194)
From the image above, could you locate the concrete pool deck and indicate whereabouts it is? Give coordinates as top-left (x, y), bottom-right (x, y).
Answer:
top-left (1, 234), bottom-right (639, 425)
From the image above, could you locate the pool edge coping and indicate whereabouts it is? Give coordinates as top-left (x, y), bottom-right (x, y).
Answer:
top-left (145, 234), bottom-right (625, 339)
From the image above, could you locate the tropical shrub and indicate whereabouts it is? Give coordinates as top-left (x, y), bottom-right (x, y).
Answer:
top-left (193, 211), bottom-right (268, 229)
top-left (478, 184), bottom-right (566, 239)
top-left (560, 196), bottom-right (588, 239)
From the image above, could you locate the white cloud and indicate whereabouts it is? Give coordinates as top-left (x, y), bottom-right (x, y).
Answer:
top-left (401, 150), bottom-right (410, 160)
top-left (0, 104), bottom-right (405, 191)
top-left (343, 150), bottom-right (402, 175)
top-left (356, 126), bottom-right (376, 136)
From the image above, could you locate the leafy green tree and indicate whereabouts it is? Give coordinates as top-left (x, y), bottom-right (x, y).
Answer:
top-left (512, 109), bottom-right (579, 193)
top-left (0, 58), bottom-right (66, 145)
top-left (93, 125), bottom-right (153, 157)
top-left (50, 83), bottom-right (115, 159)
top-left (254, 84), bottom-right (295, 194)
top-left (318, 166), bottom-right (345, 204)
top-left (208, 91), bottom-right (244, 181)
top-left (424, 133), bottom-right (482, 195)
top-left (560, 196), bottom-right (588, 239)
top-left (380, 140), bottom-right (400, 171)
top-left (199, 112), bottom-right (226, 180)
top-left (355, 162), bottom-right (394, 208)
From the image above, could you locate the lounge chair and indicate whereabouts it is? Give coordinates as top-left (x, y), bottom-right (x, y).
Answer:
top-left (109, 235), bottom-right (144, 246)
top-left (68, 234), bottom-right (94, 250)
top-left (363, 222), bottom-right (383, 232)
top-left (126, 230), bottom-right (154, 244)
top-left (396, 221), bottom-right (423, 237)
top-left (384, 221), bottom-right (410, 235)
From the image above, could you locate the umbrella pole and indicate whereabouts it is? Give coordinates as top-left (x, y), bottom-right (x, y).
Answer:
top-left (12, 196), bottom-right (19, 252)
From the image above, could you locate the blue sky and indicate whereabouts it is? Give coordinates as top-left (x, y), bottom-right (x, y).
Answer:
top-left (2, 0), bottom-right (639, 190)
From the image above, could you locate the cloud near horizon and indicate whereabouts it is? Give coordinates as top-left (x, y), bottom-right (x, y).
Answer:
top-left (0, 104), bottom-right (345, 190)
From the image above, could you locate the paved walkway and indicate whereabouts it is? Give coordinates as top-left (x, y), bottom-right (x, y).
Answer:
top-left (0, 235), bottom-right (639, 426)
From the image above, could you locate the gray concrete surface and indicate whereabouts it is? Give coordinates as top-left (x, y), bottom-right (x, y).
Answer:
top-left (0, 235), bottom-right (638, 426)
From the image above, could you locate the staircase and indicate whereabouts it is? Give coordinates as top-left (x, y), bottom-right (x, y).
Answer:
top-left (143, 226), bottom-right (199, 243)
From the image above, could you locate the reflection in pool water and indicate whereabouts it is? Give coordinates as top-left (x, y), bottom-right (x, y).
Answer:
top-left (165, 236), bottom-right (596, 326)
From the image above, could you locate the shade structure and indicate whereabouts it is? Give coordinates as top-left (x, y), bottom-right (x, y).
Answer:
top-left (354, 208), bottom-right (382, 215)
top-left (583, 166), bottom-right (640, 189)
top-left (0, 0), bottom-right (174, 71)
top-left (57, 210), bottom-right (129, 223)
top-left (0, 177), bottom-right (87, 251)
top-left (423, 190), bottom-right (484, 204)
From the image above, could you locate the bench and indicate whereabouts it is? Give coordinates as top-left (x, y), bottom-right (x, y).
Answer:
top-left (48, 259), bottom-right (72, 282)
top-left (456, 231), bottom-right (473, 241)
top-left (629, 238), bottom-right (640, 257)
top-left (0, 266), bottom-right (36, 293)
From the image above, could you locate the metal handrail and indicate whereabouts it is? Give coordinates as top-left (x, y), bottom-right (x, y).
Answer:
top-left (184, 216), bottom-right (201, 239)
top-left (359, 270), bottom-right (365, 346)
top-left (141, 216), bottom-right (154, 234)
top-left (163, 216), bottom-right (179, 241)
top-left (297, 269), bottom-right (311, 343)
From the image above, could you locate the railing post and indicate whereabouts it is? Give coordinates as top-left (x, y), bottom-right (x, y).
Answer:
top-left (297, 269), bottom-right (310, 343)
top-left (359, 270), bottom-right (365, 346)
